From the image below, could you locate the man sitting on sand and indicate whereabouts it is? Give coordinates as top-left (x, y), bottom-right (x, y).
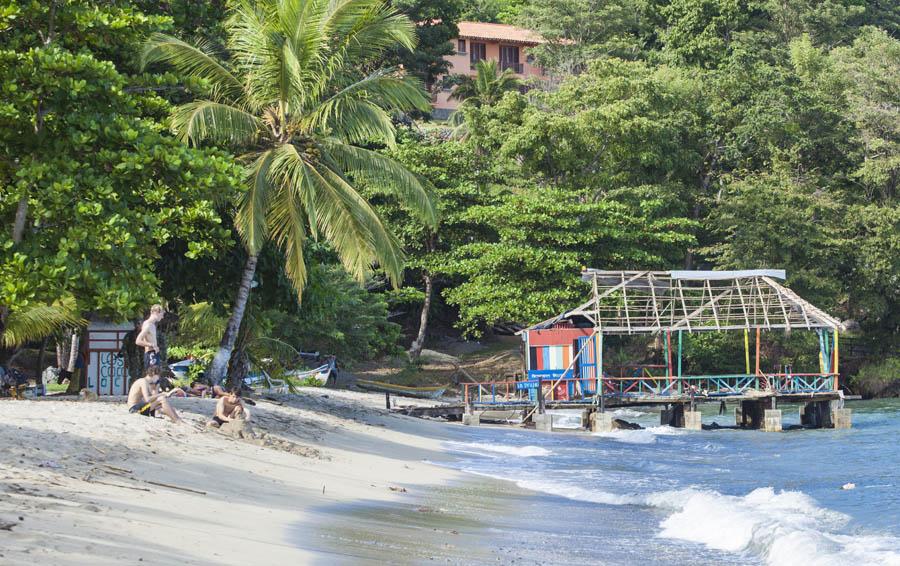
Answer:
top-left (127, 366), bottom-right (182, 422)
top-left (210, 386), bottom-right (251, 427)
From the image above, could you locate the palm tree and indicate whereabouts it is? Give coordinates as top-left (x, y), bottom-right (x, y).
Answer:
top-left (1, 298), bottom-right (84, 365)
top-left (450, 59), bottom-right (522, 108)
top-left (141, 0), bottom-right (437, 384)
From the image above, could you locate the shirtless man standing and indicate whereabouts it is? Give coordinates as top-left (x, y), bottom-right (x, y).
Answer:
top-left (135, 304), bottom-right (165, 369)
top-left (126, 366), bottom-right (182, 422)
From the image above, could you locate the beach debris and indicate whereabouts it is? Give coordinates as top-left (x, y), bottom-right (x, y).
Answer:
top-left (388, 486), bottom-right (407, 493)
top-left (0, 522), bottom-right (17, 531)
top-left (144, 480), bottom-right (206, 495)
top-left (78, 388), bottom-right (99, 402)
top-left (39, 460), bottom-right (61, 469)
top-left (612, 419), bottom-right (643, 430)
top-left (841, 483), bottom-right (856, 490)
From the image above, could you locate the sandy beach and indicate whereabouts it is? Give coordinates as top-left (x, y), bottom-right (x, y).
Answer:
top-left (0, 389), bottom-right (473, 565)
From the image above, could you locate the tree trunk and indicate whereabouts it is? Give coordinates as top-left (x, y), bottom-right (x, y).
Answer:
top-left (408, 274), bottom-right (433, 362)
top-left (66, 331), bottom-right (79, 372)
top-left (12, 197), bottom-right (28, 244)
top-left (207, 253), bottom-right (258, 384)
top-left (36, 337), bottom-right (47, 381)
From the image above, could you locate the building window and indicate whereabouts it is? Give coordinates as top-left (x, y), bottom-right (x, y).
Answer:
top-left (499, 45), bottom-right (522, 73)
top-left (470, 42), bottom-right (486, 65)
top-left (457, 39), bottom-right (466, 54)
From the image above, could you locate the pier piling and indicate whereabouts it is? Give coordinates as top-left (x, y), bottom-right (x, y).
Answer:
top-left (590, 411), bottom-right (614, 433)
top-left (660, 404), bottom-right (685, 427)
top-left (764, 409), bottom-right (782, 432)
top-left (684, 410), bottom-right (702, 430)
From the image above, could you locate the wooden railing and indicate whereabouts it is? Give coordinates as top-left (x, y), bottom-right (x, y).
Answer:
top-left (463, 372), bottom-right (838, 407)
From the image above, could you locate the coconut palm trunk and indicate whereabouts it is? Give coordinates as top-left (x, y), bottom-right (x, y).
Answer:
top-left (142, 0), bottom-right (438, 383)
top-left (207, 253), bottom-right (258, 384)
top-left (408, 273), bottom-right (432, 361)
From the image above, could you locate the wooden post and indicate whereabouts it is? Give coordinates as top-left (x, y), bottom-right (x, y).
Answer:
top-left (833, 328), bottom-right (840, 390)
top-left (744, 328), bottom-right (751, 374)
top-left (677, 330), bottom-right (683, 394)
top-left (537, 379), bottom-right (546, 415)
top-left (665, 331), bottom-right (673, 395)
top-left (755, 328), bottom-right (761, 375)
top-left (385, 391), bottom-right (391, 410)
top-left (598, 331), bottom-right (604, 412)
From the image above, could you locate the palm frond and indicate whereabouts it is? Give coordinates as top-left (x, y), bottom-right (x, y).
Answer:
top-left (2, 298), bottom-right (85, 348)
top-left (266, 144), bottom-right (311, 295)
top-left (323, 140), bottom-right (437, 227)
top-left (236, 150), bottom-right (276, 254)
top-left (326, 1), bottom-right (417, 62)
top-left (169, 100), bottom-right (264, 146)
top-left (303, 70), bottom-right (429, 142)
top-left (140, 33), bottom-right (245, 103)
top-left (177, 302), bottom-right (228, 347)
top-left (315, 164), bottom-right (405, 285)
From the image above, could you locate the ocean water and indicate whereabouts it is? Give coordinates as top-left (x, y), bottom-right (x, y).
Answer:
top-left (441, 400), bottom-right (900, 565)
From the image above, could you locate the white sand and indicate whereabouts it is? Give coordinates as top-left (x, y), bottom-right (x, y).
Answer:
top-left (0, 389), bottom-right (462, 565)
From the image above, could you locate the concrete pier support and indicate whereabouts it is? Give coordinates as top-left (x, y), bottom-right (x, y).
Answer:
top-left (832, 408), bottom-right (852, 429)
top-left (764, 409), bottom-right (782, 432)
top-left (590, 411), bottom-right (614, 433)
top-left (462, 412), bottom-right (480, 426)
top-left (533, 413), bottom-right (553, 432)
top-left (738, 398), bottom-right (774, 429)
top-left (800, 400), bottom-right (852, 429)
top-left (684, 410), bottom-right (702, 431)
top-left (660, 404), bottom-right (685, 427)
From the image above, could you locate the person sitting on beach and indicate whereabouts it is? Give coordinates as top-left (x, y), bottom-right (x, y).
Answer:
top-left (210, 386), bottom-right (250, 427)
top-left (157, 373), bottom-right (187, 398)
top-left (127, 366), bottom-right (182, 422)
top-left (188, 380), bottom-right (211, 397)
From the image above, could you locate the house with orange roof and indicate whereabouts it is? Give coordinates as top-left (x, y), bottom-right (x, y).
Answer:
top-left (432, 21), bottom-right (545, 119)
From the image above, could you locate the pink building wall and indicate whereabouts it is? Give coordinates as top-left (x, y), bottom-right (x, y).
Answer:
top-left (432, 34), bottom-right (544, 116)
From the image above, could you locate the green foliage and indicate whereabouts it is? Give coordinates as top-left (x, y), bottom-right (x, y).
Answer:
top-left (1, 297), bottom-right (84, 350)
top-left (142, 0), bottom-right (437, 296)
top-left (517, 0), bottom-right (650, 72)
top-left (0, 1), bottom-right (240, 326)
top-left (442, 188), bottom-right (696, 335)
top-left (851, 356), bottom-right (900, 398)
top-left (386, 0), bottom-right (465, 87)
top-left (267, 264), bottom-right (403, 361)
top-left (450, 60), bottom-right (522, 107)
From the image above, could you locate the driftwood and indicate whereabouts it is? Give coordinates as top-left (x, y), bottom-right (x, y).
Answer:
top-left (143, 480), bottom-right (206, 495)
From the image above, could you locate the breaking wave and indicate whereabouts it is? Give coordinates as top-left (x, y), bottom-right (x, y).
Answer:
top-left (511, 480), bottom-right (900, 566)
top-left (445, 441), bottom-right (551, 458)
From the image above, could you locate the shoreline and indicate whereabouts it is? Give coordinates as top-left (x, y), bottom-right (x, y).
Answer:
top-left (0, 389), bottom-right (483, 565)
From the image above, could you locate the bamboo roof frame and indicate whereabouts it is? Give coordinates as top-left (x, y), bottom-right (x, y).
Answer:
top-left (525, 269), bottom-right (842, 334)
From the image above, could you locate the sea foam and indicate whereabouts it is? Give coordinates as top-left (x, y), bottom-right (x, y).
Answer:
top-left (446, 441), bottom-right (551, 458)
top-left (511, 479), bottom-right (900, 566)
top-left (591, 425), bottom-right (685, 444)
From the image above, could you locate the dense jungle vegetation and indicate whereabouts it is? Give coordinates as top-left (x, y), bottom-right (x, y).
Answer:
top-left (1, 0), bottom-right (897, 392)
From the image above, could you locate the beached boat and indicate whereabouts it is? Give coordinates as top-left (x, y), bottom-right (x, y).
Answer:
top-left (356, 379), bottom-right (447, 400)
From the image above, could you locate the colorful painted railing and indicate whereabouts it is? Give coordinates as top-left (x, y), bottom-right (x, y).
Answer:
top-left (464, 372), bottom-right (837, 406)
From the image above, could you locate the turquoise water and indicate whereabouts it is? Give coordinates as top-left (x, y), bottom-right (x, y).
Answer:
top-left (441, 400), bottom-right (900, 565)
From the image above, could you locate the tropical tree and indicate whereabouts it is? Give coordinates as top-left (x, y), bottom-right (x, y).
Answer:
top-left (141, 0), bottom-right (437, 384)
top-left (450, 59), bottom-right (523, 108)
top-left (0, 298), bottom-right (85, 365)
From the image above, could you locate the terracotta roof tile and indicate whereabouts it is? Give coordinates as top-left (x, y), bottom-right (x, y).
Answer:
top-left (456, 21), bottom-right (544, 45)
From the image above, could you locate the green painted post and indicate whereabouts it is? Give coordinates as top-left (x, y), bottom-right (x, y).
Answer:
top-left (677, 330), bottom-right (683, 394)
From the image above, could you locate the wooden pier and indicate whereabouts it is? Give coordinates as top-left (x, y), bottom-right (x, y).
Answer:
top-left (396, 391), bottom-right (854, 433)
